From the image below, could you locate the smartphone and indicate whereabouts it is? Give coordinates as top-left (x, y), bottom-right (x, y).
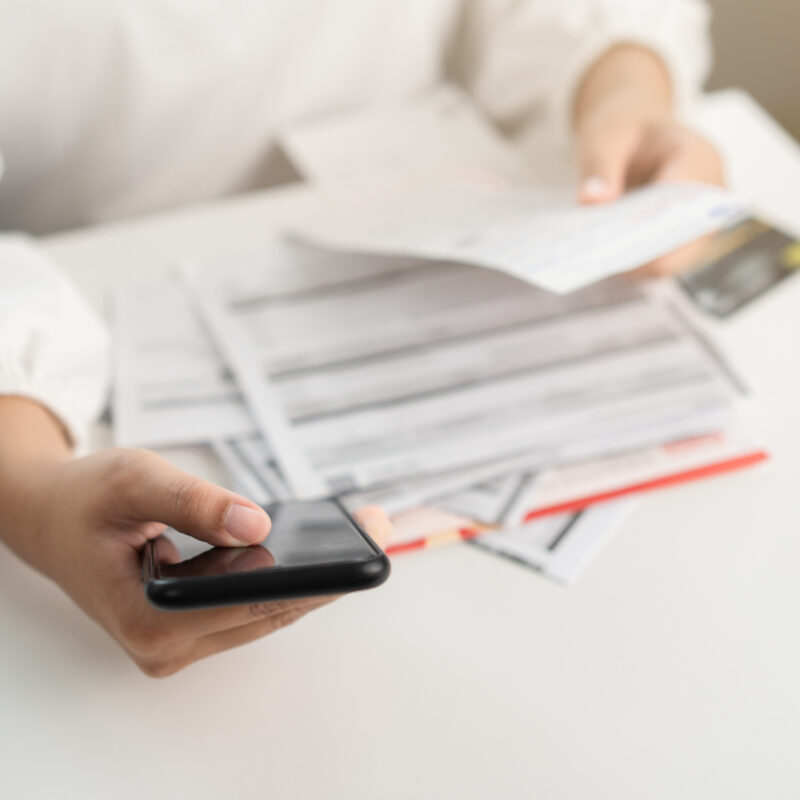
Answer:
top-left (142, 498), bottom-right (390, 610)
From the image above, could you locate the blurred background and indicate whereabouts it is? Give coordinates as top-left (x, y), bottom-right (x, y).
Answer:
top-left (708, 0), bottom-right (800, 136)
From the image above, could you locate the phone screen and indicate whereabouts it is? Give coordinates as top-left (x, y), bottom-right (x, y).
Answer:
top-left (157, 500), bottom-right (378, 579)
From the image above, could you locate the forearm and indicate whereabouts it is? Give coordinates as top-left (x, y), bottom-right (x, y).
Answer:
top-left (0, 396), bottom-right (72, 565)
top-left (574, 45), bottom-right (673, 130)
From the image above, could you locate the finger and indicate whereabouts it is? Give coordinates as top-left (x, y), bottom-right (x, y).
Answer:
top-left (636, 233), bottom-right (714, 278)
top-left (111, 449), bottom-right (270, 547)
top-left (152, 535), bottom-right (181, 566)
top-left (640, 136), bottom-right (724, 277)
top-left (193, 596), bottom-right (336, 661)
top-left (653, 134), bottom-right (725, 187)
top-left (577, 118), bottom-right (642, 204)
top-left (176, 595), bottom-right (333, 640)
top-left (353, 505), bottom-right (393, 549)
top-left (131, 596), bottom-right (337, 679)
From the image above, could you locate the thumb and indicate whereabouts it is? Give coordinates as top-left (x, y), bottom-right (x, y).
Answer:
top-left (112, 449), bottom-right (271, 547)
top-left (576, 118), bottom-right (640, 204)
top-left (353, 505), bottom-right (393, 550)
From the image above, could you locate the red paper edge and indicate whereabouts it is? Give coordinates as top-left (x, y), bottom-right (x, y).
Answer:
top-left (385, 449), bottom-right (770, 556)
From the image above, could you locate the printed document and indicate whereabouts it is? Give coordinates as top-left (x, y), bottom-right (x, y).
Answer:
top-left (282, 82), bottom-right (749, 294)
top-left (472, 498), bottom-right (639, 584)
top-left (278, 83), bottom-right (531, 186)
top-left (113, 280), bottom-right (255, 448)
top-left (294, 179), bottom-right (749, 294)
top-left (211, 437), bottom-right (638, 584)
top-left (183, 243), bottom-right (751, 499)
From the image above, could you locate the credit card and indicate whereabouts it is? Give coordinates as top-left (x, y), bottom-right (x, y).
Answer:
top-left (680, 218), bottom-right (800, 317)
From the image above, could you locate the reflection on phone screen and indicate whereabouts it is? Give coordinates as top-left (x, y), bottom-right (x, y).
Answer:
top-left (158, 500), bottom-right (377, 578)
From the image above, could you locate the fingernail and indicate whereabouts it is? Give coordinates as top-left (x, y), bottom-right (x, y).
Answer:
top-left (581, 176), bottom-right (610, 199)
top-left (224, 504), bottom-right (269, 545)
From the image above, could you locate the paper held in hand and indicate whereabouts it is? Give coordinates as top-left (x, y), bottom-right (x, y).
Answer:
top-left (291, 178), bottom-right (749, 294)
top-left (279, 83), bottom-right (749, 295)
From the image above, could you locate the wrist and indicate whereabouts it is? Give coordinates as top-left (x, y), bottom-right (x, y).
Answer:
top-left (0, 397), bottom-right (72, 569)
top-left (574, 44), bottom-right (672, 132)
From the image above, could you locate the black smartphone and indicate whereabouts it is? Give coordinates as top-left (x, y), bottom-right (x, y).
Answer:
top-left (142, 498), bottom-right (390, 610)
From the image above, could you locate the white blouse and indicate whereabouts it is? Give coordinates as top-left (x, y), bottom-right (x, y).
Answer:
top-left (0, 0), bottom-right (711, 450)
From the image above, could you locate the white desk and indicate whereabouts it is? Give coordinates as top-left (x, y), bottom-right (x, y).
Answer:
top-left (2, 91), bottom-right (800, 800)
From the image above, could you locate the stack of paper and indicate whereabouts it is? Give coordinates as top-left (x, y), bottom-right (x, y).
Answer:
top-left (112, 85), bottom-right (767, 584)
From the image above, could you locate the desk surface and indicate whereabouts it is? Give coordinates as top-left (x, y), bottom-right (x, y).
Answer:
top-left (2, 91), bottom-right (800, 800)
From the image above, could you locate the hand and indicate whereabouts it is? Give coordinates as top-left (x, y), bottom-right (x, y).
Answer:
top-left (16, 447), bottom-right (392, 678)
top-left (574, 46), bottom-right (725, 276)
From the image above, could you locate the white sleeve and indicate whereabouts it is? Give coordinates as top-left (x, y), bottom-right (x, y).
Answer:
top-left (451, 0), bottom-right (712, 144)
top-left (0, 234), bottom-right (109, 453)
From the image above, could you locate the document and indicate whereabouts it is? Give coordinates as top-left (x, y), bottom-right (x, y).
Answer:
top-left (211, 421), bottom-right (763, 579)
top-left (113, 280), bottom-right (256, 448)
top-left (294, 178), bottom-right (750, 294)
top-left (219, 432), bottom-right (551, 517)
top-left (471, 498), bottom-right (639, 584)
top-left (183, 243), bottom-right (752, 500)
top-left (112, 86), bottom-right (769, 588)
top-left (282, 83), bottom-right (748, 294)
top-left (438, 423), bottom-right (766, 528)
top-left (212, 439), bottom-right (274, 506)
top-left (278, 83), bottom-right (531, 186)
top-left (436, 471), bottom-right (543, 527)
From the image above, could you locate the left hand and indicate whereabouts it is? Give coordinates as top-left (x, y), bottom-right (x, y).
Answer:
top-left (575, 93), bottom-right (725, 276)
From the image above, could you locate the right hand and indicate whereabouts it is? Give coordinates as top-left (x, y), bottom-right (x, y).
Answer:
top-left (15, 447), bottom-right (392, 677)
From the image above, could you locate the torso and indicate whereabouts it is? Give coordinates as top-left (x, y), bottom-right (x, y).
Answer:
top-left (0, 0), bottom-right (460, 232)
